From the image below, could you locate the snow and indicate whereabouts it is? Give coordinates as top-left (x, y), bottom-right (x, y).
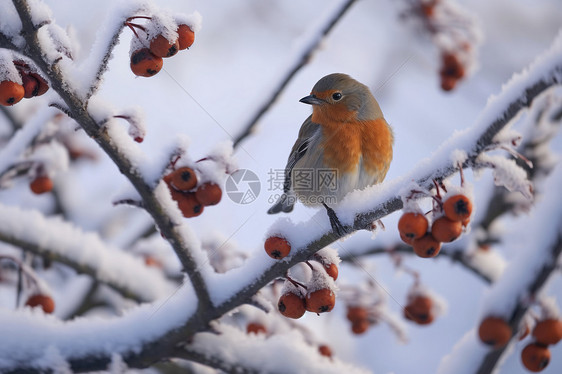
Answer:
top-left (0, 202), bottom-right (175, 302)
top-left (186, 322), bottom-right (371, 374)
top-left (0, 50), bottom-right (22, 83)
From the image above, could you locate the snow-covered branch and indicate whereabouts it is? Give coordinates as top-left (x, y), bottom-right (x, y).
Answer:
top-left (177, 324), bottom-right (370, 374)
top-left (232, 0), bottom-right (358, 148)
top-left (437, 162), bottom-right (562, 374)
top-left (0, 203), bottom-right (174, 302)
top-left (9, 0), bottom-right (213, 309)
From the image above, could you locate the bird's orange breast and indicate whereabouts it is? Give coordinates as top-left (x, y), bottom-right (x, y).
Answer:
top-left (319, 118), bottom-right (393, 179)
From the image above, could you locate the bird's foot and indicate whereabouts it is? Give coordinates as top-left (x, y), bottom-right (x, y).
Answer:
top-left (322, 203), bottom-right (350, 236)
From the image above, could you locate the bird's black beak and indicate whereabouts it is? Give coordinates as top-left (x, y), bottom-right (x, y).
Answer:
top-left (299, 94), bottom-right (325, 105)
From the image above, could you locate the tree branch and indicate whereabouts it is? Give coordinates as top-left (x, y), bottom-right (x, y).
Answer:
top-left (11, 0), bottom-right (213, 310)
top-left (232, 0), bottom-right (358, 148)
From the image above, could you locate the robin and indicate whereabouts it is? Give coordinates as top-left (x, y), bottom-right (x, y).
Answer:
top-left (267, 73), bottom-right (394, 235)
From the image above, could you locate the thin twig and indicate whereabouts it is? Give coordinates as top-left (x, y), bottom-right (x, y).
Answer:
top-left (232, 0), bottom-right (358, 148)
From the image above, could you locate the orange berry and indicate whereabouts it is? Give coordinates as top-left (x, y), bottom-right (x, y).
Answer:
top-left (346, 306), bottom-right (368, 323)
top-left (0, 80), bottom-right (25, 106)
top-left (168, 167), bottom-right (198, 191)
top-left (149, 34), bottom-right (180, 58)
top-left (443, 194), bottom-right (472, 222)
top-left (195, 182), bottom-right (222, 206)
top-left (519, 323), bottom-right (530, 341)
top-left (130, 48), bottom-right (163, 77)
top-left (398, 212), bottom-right (428, 240)
top-left (532, 319), bottom-right (562, 345)
top-left (246, 322), bottom-right (267, 335)
top-left (144, 256), bottom-right (162, 268)
top-left (440, 53), bottom-right (465, 80)
top-left (177, 24), bottom-right (195, 50)
top-left (412, 233), bottom-right (441, 258)
top-left (400, 231), bottom-right (414, 245)
top-left (306, 288), bottom-right (336, 314)
top-left (175, 191), bottom-right (204, 218)
top-left (264, 236), bottom-right (291, 259)
top-left (323, 263), bottom-right (338, 280)
top-left (521, 343), bottom-right (550, 372)
top-left (278, 292), bottom-right (306, 319)
top-left (351, 319), bottom-right (370, 334)
top-left (21, 73), bottom-right (39, 98)
top-left (404, 296), bottom-right (434, 325)
top-left (431, 216), bottom-right (463, 242)
top-left (478, 316), bottom-right (512, 348)
top-left (318, 345), bottom-right (332, 358)
top-left (30, 176), bottom-right (53, 194)
top-left (30, 72), bottom-right (49, 96)
top-left (25, 294), bottom-right (55, 314)
top-left (440, 76), bottom-right (457, 92)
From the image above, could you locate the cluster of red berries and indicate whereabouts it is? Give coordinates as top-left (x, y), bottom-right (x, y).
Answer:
top-left (0, 60), bottom-right (49, 107)
top-left (346, 305), bottom-right (371, 334)
top-left (267, 249), bottom-right (339, 319)
top-left (163, 166), bottom-right (222, 218)
top-left (398, 189), bottom-right (472, 258)
top-left (478, 316), bottom-right (562, 372)
top-left (127, 16), bottom-right (195, 77)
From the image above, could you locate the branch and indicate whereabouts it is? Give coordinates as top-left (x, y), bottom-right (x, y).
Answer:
top-left (339, 243), bottom-right (494, 284)
top-left (0, 203), bottom-right (174, 303)
top-left (232, 0), bottom-right (358, 148)
top-left (437, 163), bottom-right (562, 373)
top-left (11, 0), bottom-right (213, 310)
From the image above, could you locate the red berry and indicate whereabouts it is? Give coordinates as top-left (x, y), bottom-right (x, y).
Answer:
top-left (306, 288), bottom-right (335, 314)
top-left (0, 80), bottom-right (25, 106)
top-left (246, 322), bottom-right (267, 335)
top-left (533, 319), bottom-right (562, 345)
top-left (351, 319), bottom-right (370, 334)
top-left (412, 233), bottom-right (442, 258)
top-left (346, 306), bottom-right (368, 323)
top-left (149, 34), bottom-right (180, 58)
top-left (478, 316), bottom-right (512, 348)
top-left (30, 176), bottom-right (53, 194)
top-left (521, 343), bottom-right (550, 372)
top-left (318, 345), bottom-right (332, 358)
top-left (177, 24), bottom-right (195, 50)
top-left (431, 216), bottom-right (463, 243)
top-left (168, 167), bottom-right (198, 191)
top-left (130, 48), bottom-right (163, 77)
top-left (264, 236), bottom-right (291, 260)
top-left (404, 296), bottom-right (434, 325)
top-left (398, 212), bottom-right (428, 240)
top-left (323, 263), bottom-right (338, 280)
top-left (195, 182), bottom-right (222, 206)
top-left (26, 294), bottom-right (55, 314)
top-left (278, 292), bottom-right (306, 319)
top-left (443, 194), bottom-right (472, 222)
top-left (21, 73), bottom-right (39, 98)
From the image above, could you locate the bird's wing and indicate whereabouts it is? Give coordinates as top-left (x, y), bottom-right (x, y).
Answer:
top-left (284, 115), bottom-right (320, 193)
top-left (267, 116), bottom-right (320, 214)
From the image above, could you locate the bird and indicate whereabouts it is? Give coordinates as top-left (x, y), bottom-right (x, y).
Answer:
top-left (267, 73), bottom-right (394, 235)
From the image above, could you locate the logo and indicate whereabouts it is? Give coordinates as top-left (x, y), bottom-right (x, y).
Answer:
top-left (225, 169), bottom-right (261, 204)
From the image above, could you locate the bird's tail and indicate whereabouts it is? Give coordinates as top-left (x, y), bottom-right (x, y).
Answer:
top-left (267, 193), bottom-right (295, 214)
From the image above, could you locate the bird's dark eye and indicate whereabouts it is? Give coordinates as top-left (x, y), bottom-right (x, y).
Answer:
top-left (332, 92), bottom-right (342, 101)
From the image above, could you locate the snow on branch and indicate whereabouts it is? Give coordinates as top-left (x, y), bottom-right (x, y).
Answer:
top-left (232, 0), bottom-right (358, 148)
top-left (178, 323), bottom-right (370, 374)
top-left (9, 0), bottom-right (213, 309)
top-left (0, 203), bottom-right (175, 302)
top-left (437, 162), bottom-right (562, 374)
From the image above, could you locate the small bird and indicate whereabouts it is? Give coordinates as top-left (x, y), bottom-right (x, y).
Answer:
top-left (267, 73), bottom-right (394, 235)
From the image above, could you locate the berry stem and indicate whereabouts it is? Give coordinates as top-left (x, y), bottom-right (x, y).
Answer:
top-left (284, 273), bottom-right (307, 291)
